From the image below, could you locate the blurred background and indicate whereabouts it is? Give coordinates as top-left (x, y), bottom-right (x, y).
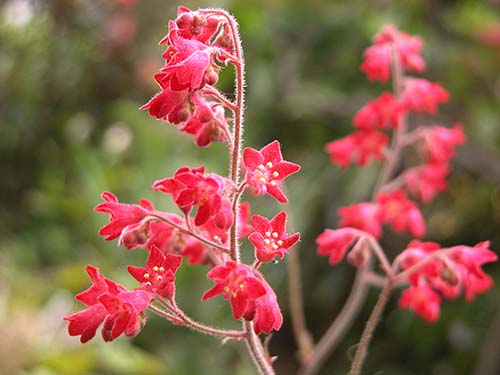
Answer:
top-left (1, 0), bottom-right (499, 374)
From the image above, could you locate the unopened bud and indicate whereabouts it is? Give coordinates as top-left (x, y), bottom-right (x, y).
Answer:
top-left (204, 68), bottom-right (219, 86)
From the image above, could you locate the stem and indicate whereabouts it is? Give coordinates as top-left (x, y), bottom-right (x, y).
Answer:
top-left (349, 281), bottom-right (392, 375)
top-left (244, 320), bottom-right (276, 375)
top-left (150, 212), bottom-right (230, 254)
top-left (299, 262), bottom-right (371, 375)
top-left (148, 303), bottom-right (246, 339)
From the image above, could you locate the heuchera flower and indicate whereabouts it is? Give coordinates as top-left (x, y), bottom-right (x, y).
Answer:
top-left (243, 140), bottom-right (300, 203)
top-left (376, 189), bottom-right (426, 237)
top-left (400, 78), bottom-right (449, 114)
top-left (398, 281), bottom-right (441, 323)
top-left (404, 163), bottom-right (449, 203)
top-left (94, 192), bottom-right (154, 247)
top-left (338, 202), bottom-right (382, 238)
top-left (419, 124), bottom-right (466, 163)
top-left (153, 166), bottom-right (223, 226)
top-left (64, 266), bottom-right (152, 343)
top-left (248, 211), bottom-right (300, 263)
top-left (354, 92), bottom-right (402, 130)
top-left (361, 25), bottom-right (425, 82)
top-left (202, 261), bottom-right (266, 319)
top-left (325, 130), bottom-right (388, 168)
top-left (316, 228), bottom-right (356, 265)
top-left (243, 281), bottom-right (283, 334)
top-left (128, 246), bottom-right (182, 298)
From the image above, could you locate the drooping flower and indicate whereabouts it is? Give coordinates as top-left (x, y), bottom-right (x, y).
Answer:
top-left (202, 261), bottom-right (266, 320)
top-left (354, 92), bottom-right (403, 130)
top-left (400, 78), bottom-right (449, 114)
top-left (316, 228), bottom-right (357, 265)
top-left (128, 245), bottom-right (182, 298)
top-left (243, 140), bottom-right (300, 203)
top-left (376, 189), bottom-right (426, 237)
top-left (398, 281), bottom-right (441, 323)
top-left (153, 166), bottom-right (224, 226)
top-left (94, 192), bottom-right (154, 246)
top-left (404, 163), bottom-right (449, 203)
top-left (338, 202), bottom-right (382, 238)
top-left (173, 7), bottom-right (222, 43)
top-left (419, 124), bottom-right (466, 163)
top-left (64, 266), bottom-right (152, 343)
top-left (243, 281), bottom-right (283, 334)
top-left (237, 202), bottom-right (254, 238)
top-left (361, 25), bottom-right (425, 82)
top-left (325, 130), bottom-right (388, 168)
top-left (397, 240), bottom-right (442, 285)
top-left (248, 211), bottom-right (300, 263)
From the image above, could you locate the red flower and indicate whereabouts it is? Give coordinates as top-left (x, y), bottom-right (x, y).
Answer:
top-left (128, 245), bottom-right (182, 298)
top-left (398, 281), bottom-right (441, 323)
top-left (361, 25), bottom-right (425, 82)
top-left (401, 78), bottom-right (449, 114)
top-left (243, 140), bottom-right (300, 203)
top-left (338, 202), bottom-right (382, 238)
top-left (398, 240), bottom-right (442, 285)
top-left (243, 281), bottom-right (283, 334)
top-left (354, 92), bottom-right (402, 130)
top-left (94, 192), bottom-right (154, 246)
top-left (64, 266), bottom-right (152, 343)
top-left (202, 261), bottom-right (266, 320)
top-left (420, 124), bottom-right (466, 163)
top-left (173, 7), bottom-right (222, 43)
top-left (238, 203), bottom-right (254, 238)
top-left (153, 166), bottom-right (224, 226)
top-left (376, 189), bottom-right (426, 237)
top-left (404, 163), bottom-right (449, 203)
top-left (248, 211), bottom-right (300, 263)
top-left (325, 130), bottom-right (388, 168)
top-left (316, 228), bottom-right (357, 265)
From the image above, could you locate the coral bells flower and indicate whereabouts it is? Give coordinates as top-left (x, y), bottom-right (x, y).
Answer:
top-left (140, 86), bottom-right (189, 123)
top-left (248, 211), bottom-right (300, 263)
top-left (376, 189), bottom-right (426, 237)
top-left (401, 78), bottom-right (449, 114)
top-left (354, 93), bottom-right (402, 130)
top-left (173, 7), bottom-right (222, 43)
top-left (94, 192), bottom-right (154, 247)
top-left (244, 281), bottom-right (283, 334)
top-left (419, 124), bottom-right (466, 163)
top-left (128, 245), bottom-right (182, 298)
top-left (153, 166), bottom-right (223, 226)
top-left (361, 24), bottom-right (425, 82)
top-left (202, 261), bottom-right (266, 320)
top-left (243, 140), bottom-right (300, 203)
top-left (64, 266), bottom-right (152, 343)
top-left (316, 228), bottom-right (357, 265)
top-left (404, 163), bottom-right (449, 203)
top-left (325, 130), bottom-right (388, 168)
top-left (338, 202), bottom-right (382, 238)
top-left (398, 281), bottom-right (441, 323)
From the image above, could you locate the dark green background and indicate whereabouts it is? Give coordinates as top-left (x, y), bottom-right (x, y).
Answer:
top-left (1, 0), bottom-right (499, 374)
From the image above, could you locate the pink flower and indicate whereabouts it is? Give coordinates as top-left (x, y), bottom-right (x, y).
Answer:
top-left (202, 261), bottom-right (267, 320)
top-left (127, 245), bottom-right (182, 298)
top-left (398, 240), bottom-right (442, 285)
top-left (398, 281), bottom-right (441, 323)
top-left (243, 140), bottom-right (300, 203)
top-left (173, 7), bottom-right (222, 43)
top-left (316, 228), bottom-right (356, 265)
top-left (354, 93), bottom-right (402, 130)
top-left (325, 130), bottom-right (388, 168)
top-left (376, 189), bottom-right (426, 237)
top-left (140, 88), bottom-right (189, 123)
top-left (248, 212), bottom-right (300, 263)
top-left (244, 281), bottom-right (283, 334)
top-left (153, 166), bottom-right (224, 226)
top-left (94, 192), bottom-right (154, 246)
top-left (64, 266), bottom-right (152, 343)
top-left (401, 78), bottom-right (449, 114)
top-left (361, 25), bottom-right (425, 82)
top-left (404, 163), bottom-right (449, 203)
top-left (338, 202), bottom-right (382, 238)
top-left (238, 203), bottom-right (254, 238)
top-left (180, 237), bottom-right (206, 265)
top-left (420, 124), bottom-right (466, 163)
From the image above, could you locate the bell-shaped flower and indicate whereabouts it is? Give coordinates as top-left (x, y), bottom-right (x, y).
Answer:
top-left (338, 202), bottom-right (382, 238)
top-left (316, 228), bottom-right (357, 265)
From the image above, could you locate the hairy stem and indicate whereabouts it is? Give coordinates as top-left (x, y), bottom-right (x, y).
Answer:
top-left (244, 320), bottom-right (276, 375)
top-left (349, 281), bottom-right (392, 375)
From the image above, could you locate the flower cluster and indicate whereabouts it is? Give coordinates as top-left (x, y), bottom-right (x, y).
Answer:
top-left (65, 7), bottom-right (301, 351)
top-left (317, 24), bottom-right (496, 324)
